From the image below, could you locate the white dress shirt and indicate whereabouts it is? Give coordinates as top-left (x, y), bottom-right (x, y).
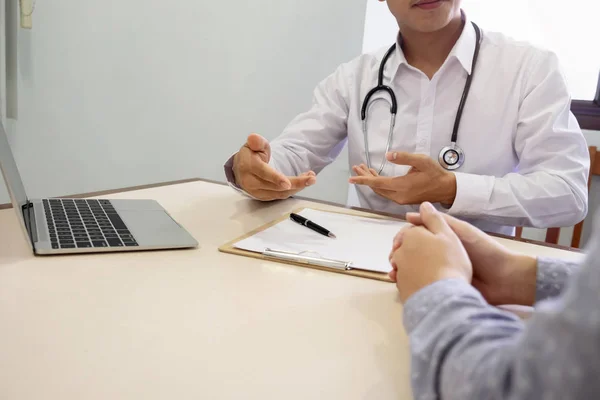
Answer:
top-left (225, 19), bottom-right (589, 235)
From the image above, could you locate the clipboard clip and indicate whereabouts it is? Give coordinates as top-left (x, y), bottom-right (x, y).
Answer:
top-left (263, 248), bottom-right (353, 271)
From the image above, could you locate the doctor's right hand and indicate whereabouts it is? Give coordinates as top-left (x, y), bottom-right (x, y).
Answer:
top-left (232, 133), bottom-right (316, 201)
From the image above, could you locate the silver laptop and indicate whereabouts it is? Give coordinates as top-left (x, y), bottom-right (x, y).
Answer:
top-left (0, 122), bottom-right (198, 255)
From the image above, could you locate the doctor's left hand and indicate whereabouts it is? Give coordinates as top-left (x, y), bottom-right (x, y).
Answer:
top-left (349, 152), bottom-right (457, 206)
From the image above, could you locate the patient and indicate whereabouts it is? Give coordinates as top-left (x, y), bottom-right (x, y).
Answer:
top-left (390, 202), bottom-right (599, 400)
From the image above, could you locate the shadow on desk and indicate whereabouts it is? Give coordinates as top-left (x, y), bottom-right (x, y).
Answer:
top-left (0, 212), bottom-right (34, 265)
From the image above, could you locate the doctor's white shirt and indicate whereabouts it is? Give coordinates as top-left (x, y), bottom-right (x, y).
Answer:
top-left (225, 21), bottom-right (589, 235)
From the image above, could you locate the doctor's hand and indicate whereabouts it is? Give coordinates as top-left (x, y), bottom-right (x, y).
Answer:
top-left (388, 202), bottom-right (472, 304)
top-left (391, 210), bottom-right (538, 306)
top-left (233, 133), bottom-right (316, 201)
top-left (349, 152), bottom-right (457, 206)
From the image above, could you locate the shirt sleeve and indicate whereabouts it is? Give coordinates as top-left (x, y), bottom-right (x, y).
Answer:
top-left (403, 246), bottom-right (600, 400)
top-left (266, 61), bottom-right (354, 177)
top-left (536, 256), bottom-right (580, 302)
top-left (447, 50), bottom-right (589, 228)
top-left (222, 153), bottom-right (259, 200)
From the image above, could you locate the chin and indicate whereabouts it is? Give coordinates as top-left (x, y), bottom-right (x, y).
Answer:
top-left (412, 18), bottom-right (453, 33)
top-left (405, 2), bottom-right (458, 32)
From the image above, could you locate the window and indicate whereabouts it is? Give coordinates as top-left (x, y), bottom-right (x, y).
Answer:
top-left (363, 0), bottom-right (600, 129)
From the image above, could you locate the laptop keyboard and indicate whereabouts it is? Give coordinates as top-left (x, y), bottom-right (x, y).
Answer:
top-left (43, 199), bottom-right (139, 250)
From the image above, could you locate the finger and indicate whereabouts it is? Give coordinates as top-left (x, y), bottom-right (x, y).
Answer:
top-left (388, 251), bottom-right (399, 269)
top-left (405, 212), bottom-right (422, 225)
top-left (393, 225), bottom-right (413, 250)
top-left (251, 157), bottom-right (292, 189)
top-left (386, 152), bottom-right (435, 171)
top-left (299, 171), bottom-right (316, 179)
top-left (352, 165), bottom-right (369, 177)
top-left (288, 172), bottom-right (317, 188)
top-left (389, 226), bottom-right (412, 264)
top-left (408, 211), bottom-right (482, 241)
top-left (246, 133), bottom-right (270, 154)
top-left (247, 172), bottom-right (315, 199)
top-left (360, 164), bottom-right (376, 176)
top-left (251, 186), bottom-right (305, 201)
top-left (388, 248), bottom-right (399, 266)
top-left (389, 268), bottom-right (397, 283)
top-left (239, 173), bottom-right (287, 192)
top-left (419, 202), bottom-right (451, 235)
top-left (440, 214), bottom-right (488, 246)
top-left (352, 164), bottom-right (374, 177)
top-left (350, 167), bottom-right (394, 196)
top-left (348, 176), bottom-right (395, 189)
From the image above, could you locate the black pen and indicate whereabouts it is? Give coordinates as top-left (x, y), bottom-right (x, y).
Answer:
top-left (290, 213), bottom-right (336, 239)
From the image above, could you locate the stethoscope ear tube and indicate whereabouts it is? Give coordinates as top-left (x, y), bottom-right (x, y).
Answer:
top-left (361, 86), bottom-right (397, 120)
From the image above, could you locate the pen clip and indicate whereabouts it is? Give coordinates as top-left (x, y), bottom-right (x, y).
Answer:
top-left (263, 248), bottom-right (352, 271)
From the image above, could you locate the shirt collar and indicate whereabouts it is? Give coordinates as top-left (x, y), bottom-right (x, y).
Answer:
top-left (389, 14), bottom-right (479, 78)
top-left (450, 16), bottom-right (478, 74)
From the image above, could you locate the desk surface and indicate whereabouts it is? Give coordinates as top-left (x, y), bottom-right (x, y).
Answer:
top-left (0, 181), bottom-right (584, 400)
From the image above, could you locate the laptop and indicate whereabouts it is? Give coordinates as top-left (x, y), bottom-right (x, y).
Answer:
top-left (0, 122), bottom-right (198, 255)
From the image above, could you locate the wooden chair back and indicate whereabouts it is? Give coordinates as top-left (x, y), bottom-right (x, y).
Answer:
top-left (515, 146), bottom-right (599, 248)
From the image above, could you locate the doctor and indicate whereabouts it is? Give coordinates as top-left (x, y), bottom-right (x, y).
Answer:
top-left (224, 0), bottom-right (589, 235)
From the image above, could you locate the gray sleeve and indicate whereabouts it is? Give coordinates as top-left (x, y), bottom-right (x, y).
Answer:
top-left (403, 247), bottom-right (600, 400)
top-left (536, 256), bottom-right (580, 302)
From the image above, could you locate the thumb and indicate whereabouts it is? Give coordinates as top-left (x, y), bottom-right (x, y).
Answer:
top-left (246, 133), bottom-right (271, 161)
top-left (386, 152), bottom-right (432, 171)
top-left (407, 212), bottom-right (482, 243)
top-left (419, 202), bottom-right (451, 235)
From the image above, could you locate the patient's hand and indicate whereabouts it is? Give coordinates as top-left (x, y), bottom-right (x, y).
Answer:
top-left (389, 202), bottom-right (473, 303)
top-left (398, 211), bottom-right (538, 306)
top-left (233, 133), bottom-right (316, 201)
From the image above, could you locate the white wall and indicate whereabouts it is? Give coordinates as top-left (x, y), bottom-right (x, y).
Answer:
top-left (0, 0), bottom-right (367, 206)
top-left (1, 1), bottom-right (598, 248)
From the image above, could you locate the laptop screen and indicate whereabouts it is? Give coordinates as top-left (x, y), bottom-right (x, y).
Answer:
top-left (0, 119), bottom-right (28, 212)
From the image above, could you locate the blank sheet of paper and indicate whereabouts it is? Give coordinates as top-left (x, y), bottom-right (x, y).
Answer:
top-left (233, 209), bottom-right (408, 273)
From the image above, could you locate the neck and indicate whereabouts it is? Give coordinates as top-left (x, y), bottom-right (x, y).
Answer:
top-left (400, 16), bottom-right (464, 79)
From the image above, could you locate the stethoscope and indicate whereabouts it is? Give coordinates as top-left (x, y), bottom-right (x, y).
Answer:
top-left (361, 22), bottom-right (482, 173)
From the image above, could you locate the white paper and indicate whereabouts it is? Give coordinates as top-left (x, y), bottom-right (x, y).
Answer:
top-left (233, 209), bottom-right (408, 273)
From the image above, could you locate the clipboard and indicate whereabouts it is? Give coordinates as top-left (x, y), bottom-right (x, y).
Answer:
top-left (218, 207), bottom-right (399, 282)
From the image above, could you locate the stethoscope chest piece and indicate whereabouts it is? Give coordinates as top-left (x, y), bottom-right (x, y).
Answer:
top-left (438, 143), bottom-right (465, 170)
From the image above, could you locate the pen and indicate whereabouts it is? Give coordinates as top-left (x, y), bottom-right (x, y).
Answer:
top-left (289, 213), bottom-right (336, 238)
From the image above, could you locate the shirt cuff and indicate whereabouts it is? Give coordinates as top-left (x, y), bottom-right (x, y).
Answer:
top-left (447, 172), bottom-right (495, 216)
top-left (536, 257), bottom-right (579, 302)
top-left (223, 154), bottom-right (258, 199)
top-left (403, 279), bottom-right (485, 334)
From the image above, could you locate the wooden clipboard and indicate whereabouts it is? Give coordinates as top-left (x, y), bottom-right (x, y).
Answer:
top-left (218, 207), bottom-right (397, 282)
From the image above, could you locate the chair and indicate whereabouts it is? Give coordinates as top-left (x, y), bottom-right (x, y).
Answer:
top-left (515, 146), bottom-right (599, 248)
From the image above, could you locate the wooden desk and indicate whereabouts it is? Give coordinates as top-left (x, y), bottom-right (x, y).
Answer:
top-left (0, 180), bottom-right (584, 400)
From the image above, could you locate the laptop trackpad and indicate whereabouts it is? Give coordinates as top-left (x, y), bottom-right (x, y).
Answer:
top-left (119, 210), bottom-right (197, 247)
